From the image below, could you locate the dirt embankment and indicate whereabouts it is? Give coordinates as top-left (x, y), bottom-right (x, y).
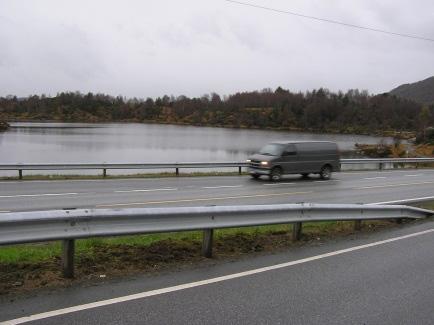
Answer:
top-left (355, 143), bottom-right (434, 158)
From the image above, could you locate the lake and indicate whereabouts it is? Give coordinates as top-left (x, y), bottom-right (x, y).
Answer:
top-left (0, 122), bottom-right (394, 175)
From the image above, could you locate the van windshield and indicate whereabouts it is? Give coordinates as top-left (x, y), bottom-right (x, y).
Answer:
top-left (259, 143), bottom-right (285, 156)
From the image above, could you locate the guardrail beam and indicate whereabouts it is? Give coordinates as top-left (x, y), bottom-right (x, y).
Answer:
top-left (0, 159), bottom-right (433, 177)
top-left (0, 203), bottom-right (432, 278)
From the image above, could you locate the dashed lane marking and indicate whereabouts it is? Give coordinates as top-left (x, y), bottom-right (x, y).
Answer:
top-left (114, 188), bottom-right (177, 193)
top-left (0, 192), bottom-right (78, 199)
top-left (97, 191), bottom-right (313, 208)
top-left (202, 185), bottom-right (243, 189)
top-left (354, 181), bottom-right (434, 190)
top-left (363, 177), bottom-right (387, 180)
top-left (263, 182), bottom-right (295, 186)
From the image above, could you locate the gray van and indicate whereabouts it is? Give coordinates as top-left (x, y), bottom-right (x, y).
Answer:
top-left (247, 141), bottom-right (340, 181)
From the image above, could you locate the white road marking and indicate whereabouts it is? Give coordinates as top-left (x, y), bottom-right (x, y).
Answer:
top-left (0, 179), bottom-right (114, 184)
top-left (202, 185), bottom-right (243, 189)
top-left (404, 174), bottom-right (422, 177)
top-left (0, 210), bottom-right (11, 213)
top-left (368, 196), bottom-right (434, 205)
top-left (0, 192), bottom-right (78, 199)
top-left (355, 181), bottom-right (434, 190)
top-left (339, 170), bottom-right (434, 176)
top-left (97, 191), bottom-right (313, 208)
top-left (4, 228), bottom-right (433, 325)
top-left (263, 182), bottom-right (295, 186)
top-left (114, 188), bottom-right (177, 193)
top-left (314, 180), bottom-right (339, 183)
top-left (363, 177), bottom-right (387, 180)
top-left (339, 171), bottom-right (396, 175)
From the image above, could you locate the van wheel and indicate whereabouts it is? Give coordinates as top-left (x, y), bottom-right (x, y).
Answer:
top-left (269, 167), bottom-right (282, 181)
top-left (251, 174), bottom-right (260, 179)
top-left (320, 165), bottom-right (332, 180)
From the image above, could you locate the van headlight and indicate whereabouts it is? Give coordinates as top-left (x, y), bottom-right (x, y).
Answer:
top-left (246, 159), bottom-right (251, 163)
top-left (261, 161), bottom-right (269, 166)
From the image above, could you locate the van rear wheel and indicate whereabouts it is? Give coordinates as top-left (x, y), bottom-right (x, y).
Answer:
top-left (251, 174), bottom-right (260, 179)
top-left (269, 167), bottom-right (282, 181)
top-left (320, 165), bottom-right (332, 180)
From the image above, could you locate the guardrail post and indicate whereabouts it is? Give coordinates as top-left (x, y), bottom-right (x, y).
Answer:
top-left (176, 168), bottom-right (179, 176)
top-left (379, 163), bottom-right (383, 170)
top-left (18, 169), bottom-right (23, 180)
top-left (103, 168), bottom-right (107, 178)
top-left (62, 239), bottom-right (75, 278)
top-left (202, 229), bottom-right (214, 258)
top-left (238, 166), bottom-right (242, 174)
top-left (292, 222), bottom-right (302, 242)
top-left (354, 220), bottom-right (362, 231)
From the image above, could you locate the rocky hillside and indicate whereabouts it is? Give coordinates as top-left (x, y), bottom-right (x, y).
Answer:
top-left (390, 76), bottom-right (434, 104)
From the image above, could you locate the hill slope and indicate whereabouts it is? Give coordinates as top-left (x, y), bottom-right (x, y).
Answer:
top-left (390, 76), bottom-right (434, 104)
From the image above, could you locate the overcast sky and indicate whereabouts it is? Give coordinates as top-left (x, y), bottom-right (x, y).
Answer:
top-left (1, 0), bottom-right (433, 98)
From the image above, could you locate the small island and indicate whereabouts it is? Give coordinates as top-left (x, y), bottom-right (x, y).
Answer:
top-left (0, 120), bottom-right (9, 131)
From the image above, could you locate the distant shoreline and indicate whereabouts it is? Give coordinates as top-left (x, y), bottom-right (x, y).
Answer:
top-left (6, 119), bottom-right (414, 140)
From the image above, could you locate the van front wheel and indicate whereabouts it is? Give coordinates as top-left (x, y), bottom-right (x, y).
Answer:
top-left (320, 165), bottom-right (332, 180)
top-left (269, 167), bottom-right (282, 181)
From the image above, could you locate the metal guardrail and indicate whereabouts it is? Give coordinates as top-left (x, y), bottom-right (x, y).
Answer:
top-left (0, 162), bottom-right (248, 178)
top-left (0, 158), bottom-right (433, 179)
top-left (1, 203), bottom-right (432, 278)
top-left (342, 158), bottom-right (434, 164)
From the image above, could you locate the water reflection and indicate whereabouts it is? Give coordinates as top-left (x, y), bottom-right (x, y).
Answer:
top-left (1, 122), bottom-right (394, 167)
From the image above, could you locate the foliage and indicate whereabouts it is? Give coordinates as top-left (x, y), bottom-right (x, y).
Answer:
top-left (0, 88), bottom-right (433, 135)
top-left (416, 127), bottom-right (434, 144)
top-left (355, 143), bottom-right (392, 158)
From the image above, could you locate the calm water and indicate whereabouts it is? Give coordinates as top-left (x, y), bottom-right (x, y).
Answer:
top-left (0, 122), bottom-right (393, 174)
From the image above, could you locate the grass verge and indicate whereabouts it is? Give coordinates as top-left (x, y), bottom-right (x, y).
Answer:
top-left (0, 171), bottom-right (248, 181)
top-left (0, 219), bottom-right (414, 296)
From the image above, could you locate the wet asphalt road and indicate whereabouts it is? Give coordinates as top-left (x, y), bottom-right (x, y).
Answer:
top-left (0, 169), bottom-right (434, 212)
top-left (0, 170), bottom-right (433, 324)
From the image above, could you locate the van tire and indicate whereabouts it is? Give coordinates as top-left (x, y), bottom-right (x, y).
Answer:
top-left (320, 165), bottom-right (332, 180)
top-left (269, 167), bottom-right (282, 181)
top-left (251, 174), bottom-right (260, 179)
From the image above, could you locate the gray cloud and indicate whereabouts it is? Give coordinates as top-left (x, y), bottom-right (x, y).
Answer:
top-left (0, 0), bottom-right (433, 98)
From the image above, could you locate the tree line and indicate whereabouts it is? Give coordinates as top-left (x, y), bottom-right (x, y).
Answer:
top-left (0, 87), bottom-right (433, 136)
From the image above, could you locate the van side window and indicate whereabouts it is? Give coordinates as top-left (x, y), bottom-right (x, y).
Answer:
top-left (282, 144), bottom-right (296, 156)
